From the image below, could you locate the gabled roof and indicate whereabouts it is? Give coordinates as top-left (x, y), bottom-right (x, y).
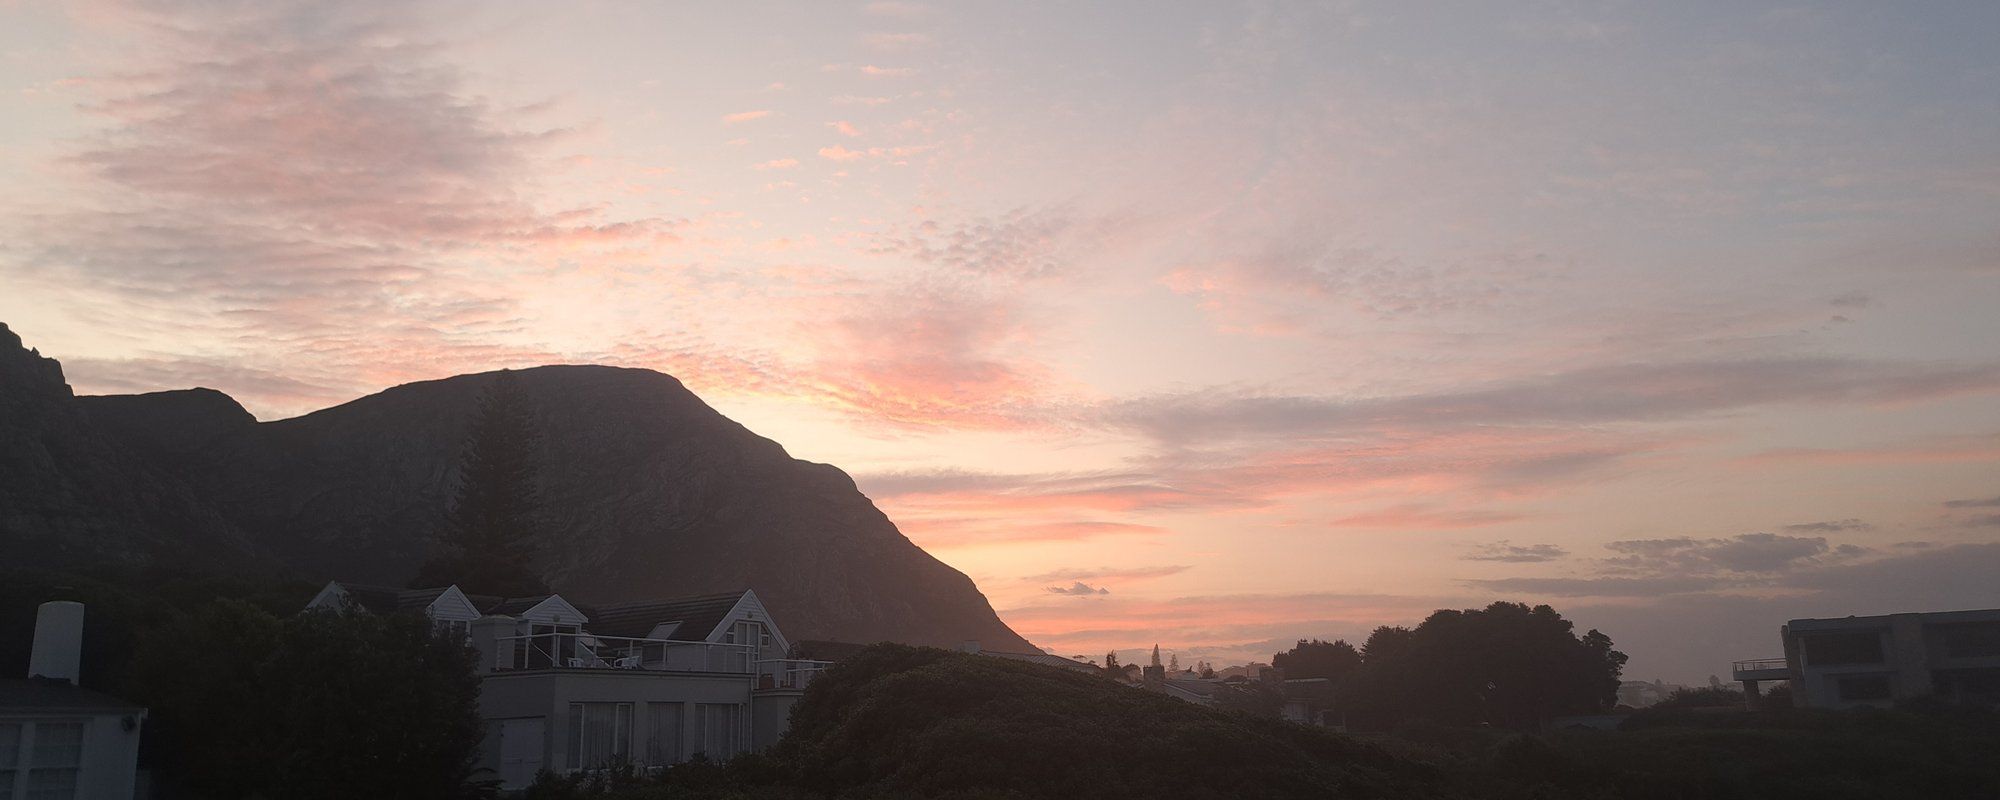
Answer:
top-left (332, 583), bottom-right (450, 615)
top-left (584, 592), bottom-right (746, 640)
top-left (483, 595), bottom-right (560, 616)
top-left (0, 679), bottom-right (144, 713)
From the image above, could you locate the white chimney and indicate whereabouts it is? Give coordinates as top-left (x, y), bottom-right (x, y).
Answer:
top-left (29, 601), bottom-right (85, 684)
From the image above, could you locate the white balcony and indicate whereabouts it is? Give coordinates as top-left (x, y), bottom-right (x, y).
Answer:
top-left (494, 632), bottom-right (758, 674)
top-left (755, 658), bottom-right (833, 691)
top-left (1731, 657), bottom-right (1790, 681)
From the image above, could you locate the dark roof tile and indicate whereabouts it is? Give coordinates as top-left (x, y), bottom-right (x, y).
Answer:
top-left (583, 592), bottom-right (745, 640)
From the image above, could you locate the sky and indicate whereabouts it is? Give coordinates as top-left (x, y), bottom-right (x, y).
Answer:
top-left (3, 0), bottom-right (1998, 684)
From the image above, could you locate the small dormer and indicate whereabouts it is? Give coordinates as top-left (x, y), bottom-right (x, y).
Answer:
top-left (711, 590), bottom-right (789, 661)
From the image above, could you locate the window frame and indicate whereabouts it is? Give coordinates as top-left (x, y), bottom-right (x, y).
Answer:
top-left (2, 718), bottom-right (87, 800)
top-left (565, 702), bottom-right (633, 771)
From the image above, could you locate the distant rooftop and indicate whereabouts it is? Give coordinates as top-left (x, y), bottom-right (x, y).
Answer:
top-left (333, 583), bottom-right (451, 615)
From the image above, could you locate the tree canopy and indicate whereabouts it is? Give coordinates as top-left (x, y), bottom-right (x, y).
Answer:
top-left (1334, 602), bottom-right (1627, 730)
top-left (415, 370), bottom-right (548, 597)
top-left (129, 601), bottom-right (487, 799)
top-left (1273, 638), bottom-right (1363, 682)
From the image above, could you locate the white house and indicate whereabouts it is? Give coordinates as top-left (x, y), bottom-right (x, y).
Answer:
top-left (1, 602), bottom-right (147, 800)
top-left (306, 584), bottom-right (827, 792)
top-left (1732, 607), bottom-right (2000, 709)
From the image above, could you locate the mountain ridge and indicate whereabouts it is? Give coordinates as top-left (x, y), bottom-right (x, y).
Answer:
top-left (0, 323), bottom-right (1035, 652)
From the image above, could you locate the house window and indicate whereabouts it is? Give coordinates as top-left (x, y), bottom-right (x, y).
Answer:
top-left (1836, 674), bottom-right (1893, 701)
top-left (727, 622), bottom-right (766, 661)
top-left (1, 720), bottom-right (85, 800)
top-left (566, 703), bottom-right (632, 770)
top-left (645, 703), bottom-right (682, 766)
top-left (1936, 622), bottom-right (2000, 659)
top-left (1803, 632), bottom-right (1884, 666)
top-left (695, 704), bottom-right (741, 760)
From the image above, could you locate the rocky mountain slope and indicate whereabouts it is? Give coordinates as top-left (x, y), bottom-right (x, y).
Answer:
top-left (0, 323), bottom-right (1034, 652)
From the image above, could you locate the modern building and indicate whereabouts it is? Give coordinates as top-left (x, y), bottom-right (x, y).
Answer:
top-left (1732, 607), bottom-right (2000, 709)
top-left (308, 583), bottom-right (829, 792)
top-left (1, 602), bottom-right (147, 800)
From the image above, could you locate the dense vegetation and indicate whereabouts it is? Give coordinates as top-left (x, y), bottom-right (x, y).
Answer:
top-left (1273, 602), bottom-right (1627, 730)
top-left (523, 644), bottom-right (2000, 800)
top-left (2, 568), bottom-right (488, 799)
top-left (12, 576), bottom-right (1997, 799)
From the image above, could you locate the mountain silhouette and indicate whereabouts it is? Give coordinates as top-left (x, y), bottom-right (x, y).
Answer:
top-left (0, 322), bottom-right (1034, 651)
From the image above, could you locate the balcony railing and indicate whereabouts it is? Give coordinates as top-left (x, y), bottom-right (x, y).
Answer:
top-left (494, 633), bottom-right (757, 674)
top-left (756, 658), bottom-right (833, 690)
top-left (1731, 658), bottom-right (1789, 678)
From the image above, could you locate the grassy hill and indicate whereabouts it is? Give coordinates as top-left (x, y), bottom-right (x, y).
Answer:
top-left (768, 644), bottom-right (1448, 799)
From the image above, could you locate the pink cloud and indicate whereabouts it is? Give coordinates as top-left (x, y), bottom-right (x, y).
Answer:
top-left (818, 143), bottom-right (930, 162)
top-left (895, 518), bottom-right (1169, 549)
top-left (1326, 506), bottom-right (1531, 529)
top-left (828, 120), bottom-right (862, 137)
top-left (1736, 434), bottom-right (2000, 466)
top-left (863, 32), bottom-right (933, 50)
top-left (752, 158), bottom-right (799, 170)
top-left (722, 110), bottom-right (772, 123)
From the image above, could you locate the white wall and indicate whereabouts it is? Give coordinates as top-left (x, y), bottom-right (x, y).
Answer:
top-left (0, 711), bottom-right (144, 800)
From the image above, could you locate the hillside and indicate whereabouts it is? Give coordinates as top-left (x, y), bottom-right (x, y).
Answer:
top-left (769, 645), bottom-right (1449, 799)
top-left (0, 323), bottom-right (1033, 651)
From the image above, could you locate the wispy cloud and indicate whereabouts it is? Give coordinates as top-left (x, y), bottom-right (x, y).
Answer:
top-left (1463, 541), bottom-right (1568, 563)
top-left (1026, 565), bottom-right (1192, 583)
top-left (722, 110), bottom-right (772, 123)
top-left (863, 32), bottom-right (933, 51)
top-left (9, 1), bottom-right (674, 414)
top-left (1782, 518), bottom-right (1874, 533)
top-left (818, 143), bottom-right (929, 162)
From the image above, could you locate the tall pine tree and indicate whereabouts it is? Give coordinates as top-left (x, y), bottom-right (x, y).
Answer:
top-left (413, 370), bottom-right (548, 597)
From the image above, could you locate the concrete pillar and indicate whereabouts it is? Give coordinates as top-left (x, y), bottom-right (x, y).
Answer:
top-left (1887, 615), bottom-right (1933, 700)
top-left (1742, 679), bottom-right (1760, 710)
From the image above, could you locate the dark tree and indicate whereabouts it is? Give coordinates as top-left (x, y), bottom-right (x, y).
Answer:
top-left (1103, 650), bottom-right (1121, 679)
top-left (129, 601), bottom-right (487, 799)
top-left (1343, 602), bottom-right (1627, 730)
top-left (1360, 625), bottom-right (1415, 663)
top-left (415, 370), bottom-right (548, 597)
top-left (1273, 638), bottom-right (1363, 681)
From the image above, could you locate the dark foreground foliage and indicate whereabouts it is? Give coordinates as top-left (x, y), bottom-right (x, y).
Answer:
top-left (2, 567), bottom-right (489, 799)
top-left (772, 644), bottom-right (1447, 799)
top-left (530, 644), bottom-right (2000, 800)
